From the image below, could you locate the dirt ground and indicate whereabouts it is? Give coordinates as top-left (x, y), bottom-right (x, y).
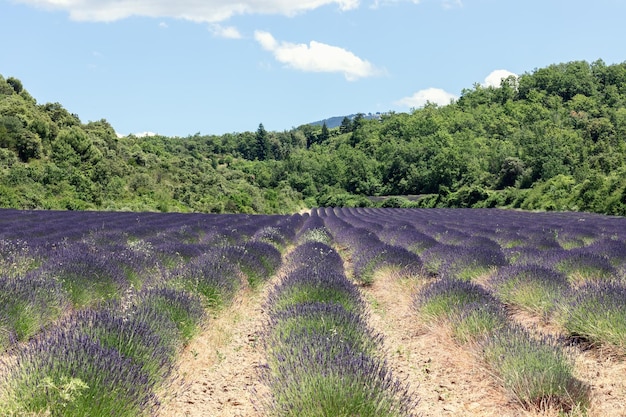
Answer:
top-left (156, 263), bottom-right (625, 417)
top-left (156, 273), bottom-right (276, 417)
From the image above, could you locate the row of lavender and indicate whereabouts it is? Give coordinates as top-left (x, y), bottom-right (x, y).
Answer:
top-left (259, 215), bottom-right (417, 416)
top-left (329, 207), bottom-right (626, 352)
top-left (0, 208), bottom-right (302, 416)
top-left (321, 207), bottom-right (626, 412)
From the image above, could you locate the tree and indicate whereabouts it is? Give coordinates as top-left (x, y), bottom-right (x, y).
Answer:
top-left (15, 130), bottom-right (42, 162)
top-left (339, 116), bottom-right (353, 134)
top-left (6, 77), bottom-right (23, 94)
top-left (255, 123), bottom-right (269, 160)
top-left (319, 122), bottom-right (330, 144)
top-left (497, 157), bottom-right (525, 189)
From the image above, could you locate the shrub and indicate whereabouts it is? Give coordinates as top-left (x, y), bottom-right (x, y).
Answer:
top-left (559, 281), bottom-right (626, 353)
top-left (414, 277), bottom-right (497, 322)
top-left (481, 325), bottom-right (587, 412)
top-left (489, 264), bottom-right (569, 316)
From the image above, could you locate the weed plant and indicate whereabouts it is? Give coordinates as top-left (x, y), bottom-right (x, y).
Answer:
top-left (481, 325), bottom-right (588, 412)
top-left (559, 281), bottom-right (626, 353)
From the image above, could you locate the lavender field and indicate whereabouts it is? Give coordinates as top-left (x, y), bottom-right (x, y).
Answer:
top-left (1, 207), bottom-right (625, 416)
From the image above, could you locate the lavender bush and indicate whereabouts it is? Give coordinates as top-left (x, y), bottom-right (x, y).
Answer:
top-left (559, 281), bottom-right (626, 353)
top-left (414, 277), bottom-right (498, 322)
top-left (489, 264), bottom-right (570, 316)
top-left (481, 325), bottom-right (587, 411)
top-left (0, 329), bottom-right (158, 416)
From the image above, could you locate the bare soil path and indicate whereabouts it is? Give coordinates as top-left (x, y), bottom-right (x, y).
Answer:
top-left (362, 268), bottom-right (536, 417)
top-left (156, 272), bottom-right (281, 417)
top-left (155, 257), bottom-right (626, 417)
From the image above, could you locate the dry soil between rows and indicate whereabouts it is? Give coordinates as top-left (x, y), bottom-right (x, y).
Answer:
top-left (361, 269), bottom-right (525, 416)
top-left (156, 261), bottom-right (625, 417)
top-left (363, 269), bottom-right (626, 417)
top-left (156, 271), bottom-right (281, 417)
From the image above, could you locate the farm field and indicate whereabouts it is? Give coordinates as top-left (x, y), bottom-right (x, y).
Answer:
top-left (0, 207), bottom-right (625, 416)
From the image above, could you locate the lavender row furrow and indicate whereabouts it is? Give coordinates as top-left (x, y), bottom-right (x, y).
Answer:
top-left (261, 238), bottom-right (417, 416)
top-left (0, 209), bottom-right (300, 416)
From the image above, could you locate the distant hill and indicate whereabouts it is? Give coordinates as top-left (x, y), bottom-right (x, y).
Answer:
top-left (2, 59), bottom-right (626, 216)
top-left (308, 113), bottom-right (381, 128)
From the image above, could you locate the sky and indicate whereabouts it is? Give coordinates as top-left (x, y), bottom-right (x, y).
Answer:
top-left (1, 0), bottom-right (625, 137)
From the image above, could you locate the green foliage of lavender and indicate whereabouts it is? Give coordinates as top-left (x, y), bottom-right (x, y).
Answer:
top-left (559, 282), bottom-right (626, 353)
top-left (56, 308), bottom-right (178, 385)
top-left (263, 241), bottom-right (417, 416)
top-left (134, 287), bottom-right (206, 345)
top-left (448, 302), bottom-right (508, 345)
top-left (414, 277), bottom-right (497, 322)
top-left (481, 326), bottom-right (587, 411)
top-left (0, 273), bottom-right (68, 348)
top-left (551, 250), bottom-right (617, 284)
top-left (42, 243), bottom-right (131, 308)
top-left (0, 330), bottom-right (157, 416)
top-left (268, 266), bottom-right (363, 314)
top-left (0, 240), bottom-right (39, 278)
top-left (489, 265), bottom-right (570, 316)
top-left (172, 251), bottom-right (241, 309)
top-left (266, 302), bottom-right (383, 359)
top-left (264, 346), bottom-right (416, 417)
top-left (227, 241), bottom-right (282, 288)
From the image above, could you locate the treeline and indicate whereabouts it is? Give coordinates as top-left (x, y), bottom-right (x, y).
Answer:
top-left (1, 59), bottom-right (626, 215)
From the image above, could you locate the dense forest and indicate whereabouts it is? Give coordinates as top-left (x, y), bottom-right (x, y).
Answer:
top-left (1, 59), bottom-right (626, 215)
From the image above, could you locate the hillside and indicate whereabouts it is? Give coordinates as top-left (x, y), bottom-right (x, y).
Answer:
top-left (1, 59), bottom-right (626, 215)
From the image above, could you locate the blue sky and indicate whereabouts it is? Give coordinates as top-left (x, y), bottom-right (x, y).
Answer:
top-left (1, 0), bottom-right (625, 137)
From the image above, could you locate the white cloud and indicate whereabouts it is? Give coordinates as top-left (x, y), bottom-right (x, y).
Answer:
top-left (371, 0), bottom-right (420, 8)
top-left (14, 0), bottom-right (360, 22)
top-left (209, 24), bottom-right (242, 39)
top-left (395, 87), bottom-right (457, 108)
top-left (116, 131), bottom-right (157, 138)
top-left (371, 0), bottom-right (462, 9)
top-left (254, 30), bottom-right (380, 81)
top-left (483, 69), bottom-right (517, 88)
top-left (158, 21), bottom-right (168, 29)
